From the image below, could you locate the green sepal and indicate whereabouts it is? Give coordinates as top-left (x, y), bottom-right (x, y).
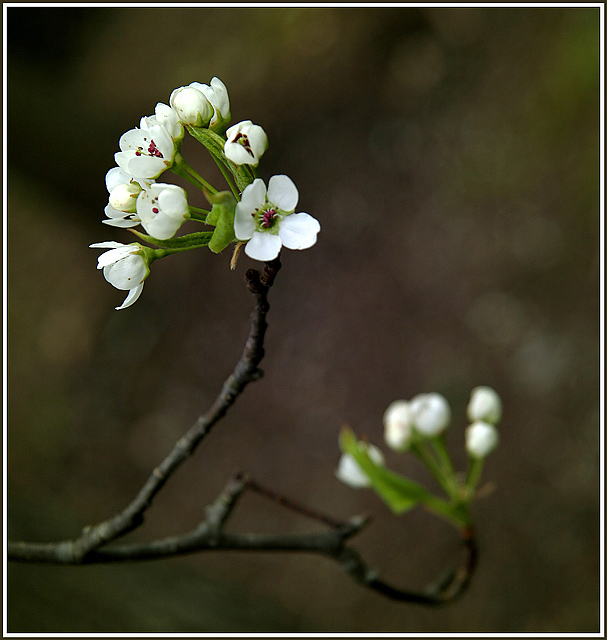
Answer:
top-left (129, 229), bottom-right (214, 250)
top-left (204, 190), bottom-right (237, 253)
top-left (339, 427), bottom-right (429, 514)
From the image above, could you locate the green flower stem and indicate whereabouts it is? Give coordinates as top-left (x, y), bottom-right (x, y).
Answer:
top-left (421, 493), bottom-right (471, 529)
top-left (172, 154), bottom-right (218, 194)
top-left (430, 435), bottom-right (462, 499)
top-left (189, 207), bottom-right (210, 223)
top-left (151, 244), bottom-right (207, 260)
top-left (410, 441), bottom-right (454, 499)
top-left (465, 456), bottom-right (484, 498)
top-left (131, 229), bottom-right (213, 251)
top-left (184, 165), bottom-right (218, 194)
top-left (211, 153), bottom-right (240, 199)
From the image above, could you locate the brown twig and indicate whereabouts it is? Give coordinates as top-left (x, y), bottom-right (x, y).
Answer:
top-left (8, 258), bottom-right (281, 563)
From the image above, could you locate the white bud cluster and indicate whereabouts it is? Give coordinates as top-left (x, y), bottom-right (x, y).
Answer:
top-left (382, 392), bottom-right (451, 451)
top-left (465, 386), bottom-right (502, 458)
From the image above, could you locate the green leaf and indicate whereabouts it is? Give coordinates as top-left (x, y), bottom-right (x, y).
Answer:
top-left (339, 428), bottom-right (470, 528)
top-left (204, 190), bottom-right (237, 253)
top-left (339, 427), bottom-right (430, 514)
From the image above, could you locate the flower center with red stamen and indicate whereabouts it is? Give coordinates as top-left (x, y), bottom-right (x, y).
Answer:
top-left (147, 140), bottom-right (164, 158)
top-left (233, 132), bottom-right (254, 157)
top-left (261, 208), bottom-right (277, 228)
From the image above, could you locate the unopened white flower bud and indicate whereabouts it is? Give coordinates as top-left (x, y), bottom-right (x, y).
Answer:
top-left (466, 420), bottom-right (499, 458)
top-left (109, 182), bottom-right (142, 213)
top-left (169, 86), bottom-right (213, 127)
top-left (467, 386), bottom-right (502, 425)
top-left (383, 400), bottom-right (413, 451)
top-left (409, 392), bottom-right (451, 437)
top-left (335, 444), bottom-right (384, 488)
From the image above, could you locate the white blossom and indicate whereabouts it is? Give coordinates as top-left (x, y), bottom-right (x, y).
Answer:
top-left (234, 175), bottom-right (320, 262)
top-left (224, 121), bottom-right (268, 166)
top-left (467, 386), bottom-right (502, 425)
top-left (90, 242), bottom-right (149, 310)
top-left (169, 86), bottom-right (213, 127)
top-left (465, 420), bottom-right (499, 458)
top-left (136, 184), bottom-right (189, 240)
top-left (189, 77), bottom-right (230, 130)
top-left (335, 444), bottom-right (385, 488)
top-left (383, 400), bottom-right (413, 451)
top-left (409, 392), bottom-right (451, 437)
top-left (115, 123), bottom-right (176, 180)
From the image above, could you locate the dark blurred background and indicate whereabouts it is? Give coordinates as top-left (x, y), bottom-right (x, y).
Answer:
top-left (6, 6), bottom-right (600, 633)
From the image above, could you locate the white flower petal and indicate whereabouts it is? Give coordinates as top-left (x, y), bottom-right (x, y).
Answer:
top-left (244, 232), bottom-right (283, 262)
top-left (156, 184), bottom-right (188, 219)
top-left (225, 142), bottom-right (257, 166)
top-left (105, 167), bottom-right (132, 192)
top-left (267, 175), bottom-right (298, 212)
top-left (114, 150), bottom-right (135, 174)
top-left (127, 155), bottom-right (169, 180)
top-left (90, 241), bottom-right (123, 249)
top-left (143, 214), bottom-right (184, 240)
top-left (154, 102), bottom-right (183, 140)
top-left (278, 213), bottom-right (320, 250)
top-left (103, 254), bottom-right (147, 289)
top-left (116, 283), bottom-right (144, 310)
top-left (102, 217), bottom-right (140, 228)
top-left (234, 207), bottom-right (256, 240)
top-left (239, 178), bottom-right (267, 214)
top-left (96, 245), bottom-right (137, 270)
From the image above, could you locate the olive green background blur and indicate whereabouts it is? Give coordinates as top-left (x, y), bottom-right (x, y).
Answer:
top-left (7, 6), bottom-right (601, 634)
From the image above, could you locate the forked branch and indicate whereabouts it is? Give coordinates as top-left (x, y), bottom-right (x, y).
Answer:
top-left (8, 256), bottom-right (477, 605)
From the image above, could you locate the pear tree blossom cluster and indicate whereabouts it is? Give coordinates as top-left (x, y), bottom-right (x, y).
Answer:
top-left (91, 77), bottom-right (320, 309)
top-left (336, 386), bottom-right (502, 527)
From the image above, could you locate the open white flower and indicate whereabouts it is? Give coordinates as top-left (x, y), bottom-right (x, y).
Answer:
top-left (90, 242), bottom-right (149, 310)
top-left (141, 102), bottom-right (184, 142)
top-left (224, 121), bottom-right (268, 166)
top-left (467, 386), bottom-right (502, 425)
top-left (409, 392), bottom-right (451, 437)
top-left (234, 175), bottom-right (320, 262)
top-left (383, 400), bottom-right (414, 451)
top-left (190, 77), bottom-right (230, 131)
top-left (169, 86), bottom-right (213, 127)
top-left (136, 184), bottom-right (189, 240)
top-left (115, 123), bottom-right (176, 180)
top-left (466, 420), bottom-right (499, 458)
top-left (335, 444), bottom-right (385, 488)
top-left (103, 167), bottom-right (153, 229)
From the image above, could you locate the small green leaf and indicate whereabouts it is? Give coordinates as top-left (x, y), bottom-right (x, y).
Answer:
top-left (339, 427), bottom-right (430, 514)
top-left (204, 190), bottom-right (237, 253)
